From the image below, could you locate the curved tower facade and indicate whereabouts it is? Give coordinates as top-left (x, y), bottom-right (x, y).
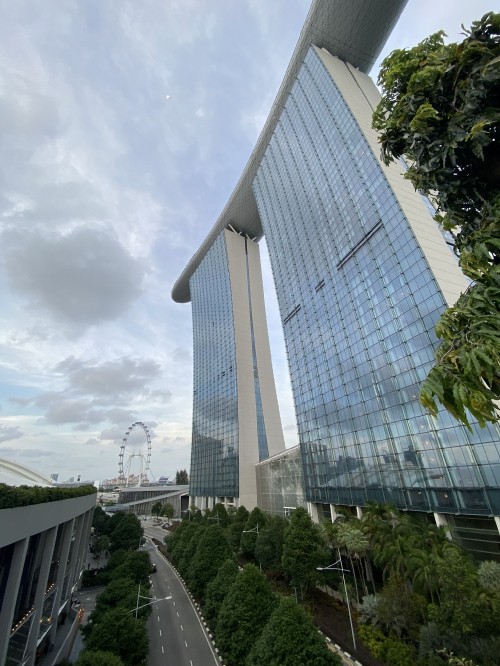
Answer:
top-left (189, 229), bottom-right (285, 509)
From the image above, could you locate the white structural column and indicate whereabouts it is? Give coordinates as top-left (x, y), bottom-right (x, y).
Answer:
top-left (434, 512), bottom-right (452, 540)
top-left (225, 230), bottom-right (285, 509)
top-left (26, 526), bottom-right (58, 666)
top-left (66, 514), bottom-right (85, 595)
top-left (0, 537), bottom-right (29, 666)
top-left (74, 510), bottom-right (92, 589)
top-left (48, 518), bottom-right (74, 645)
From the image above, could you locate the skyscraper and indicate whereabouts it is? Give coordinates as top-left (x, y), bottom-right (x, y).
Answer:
top-left (188, 229), bottom-right (285, 509)
top-left (173, 0), bottom-right (500, 555)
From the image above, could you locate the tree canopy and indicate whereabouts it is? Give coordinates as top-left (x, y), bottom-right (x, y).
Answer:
top-left (215, 564), bottom-right (277, 665)
top-left (373, 12), bottom-right (500, 427)
top-left (247, 595), bottom-right (341, 666)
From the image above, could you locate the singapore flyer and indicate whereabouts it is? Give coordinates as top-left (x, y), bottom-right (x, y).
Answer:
top-left (118, 421), bottom-right (152, 487)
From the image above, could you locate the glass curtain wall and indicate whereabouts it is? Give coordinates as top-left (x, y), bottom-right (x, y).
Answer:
top-left (252, 46), bottom-right (500, 516)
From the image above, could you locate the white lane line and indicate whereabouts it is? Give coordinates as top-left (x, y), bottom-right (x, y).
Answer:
top-left (159, 629), bottom-right (162, 637)
top-left (164, 558), bottom-right (219, 664)
top-left (190, 661), bottom-right (193, 666)
top-left (176, 611), bottom-right (179, 617)
top-left (185, 640), bottom-right (188, 648)
top-left (157, 615), bottom-right (160, 622)
top-left (181, 624), bottom-right (184, 631)
top-left (161, 646), bottom-right (164, 654)
top-left (173, 601), bottom-right (176, 606)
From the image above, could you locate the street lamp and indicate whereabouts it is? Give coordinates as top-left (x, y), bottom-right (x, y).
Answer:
top-left (131, 582), bottom-right (172, 618)
top-left (242, 524), bottom-right (260, 570)
top-left (317, 548), bottom-right (357, 651)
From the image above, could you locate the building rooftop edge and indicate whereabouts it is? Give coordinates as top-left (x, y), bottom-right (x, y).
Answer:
top-left (171, 0), bottom-right (408, 303)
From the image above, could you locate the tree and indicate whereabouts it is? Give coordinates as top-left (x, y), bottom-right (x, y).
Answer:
top-left (255, 515), bottom-right (287, 574)
top-left (92, 505), bottom-right (110, 535)
top-left (204, 558), bottom-right (239, 627)
top-left (188, 525), bottom-right (233, 600)
top-left (373, 13), bottom-right (500, 427)
top-left (228, 505), bottom-right (249, 551)
top-left (110, 551), bottom-right (153, 584)
top-left (240, 507), bottom-right (267, 560)
top-left (247, 595), bottom-right (341, 666)
top-left (216, 564), bottom-right (277, 665)
top-left (75, 651), bottom-right (124, 666)
top-left (282, 507), bottom-right (325, 599)
top-left (83, 608), bottom-right (148, 666)
top-left (160, 503), bottom-right (174, 522)
top-left (175, 469), bottom-right (189, 484)
top-left (95, 535), bottom-right (111, 555)
top-left (151, 501), bottom-right (163, 518)
top-left (108, 513), bottom-right (143, 552)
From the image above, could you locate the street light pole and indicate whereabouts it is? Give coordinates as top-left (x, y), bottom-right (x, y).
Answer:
top-left (317, 548), bottom-right (357, 651)
top-left (131, 590), bottom-right (173, 617)
top-left (242, 524), bottom-right (260, 570)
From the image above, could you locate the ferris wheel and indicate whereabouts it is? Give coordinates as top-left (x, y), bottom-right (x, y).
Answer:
top-left (118, 421), bottom-right (152, 487)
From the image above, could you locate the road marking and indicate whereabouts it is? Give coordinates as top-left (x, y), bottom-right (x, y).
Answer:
top-left (157, 616), bottom-right (160, 621)
top-left (176, 611), bottom-right (179, 617)
top-left (159, 629), bottom-right (162, 637)
top-left (161, 646), bottom-right (164, 654)
top-left (185, 640), bottom-right (188, 648)
top-left (181, 624), bottom-right (184, 631)
top-left (190, 661), bottom-right (193, 666)
top-left (173, 600), bottom-right (176, 606)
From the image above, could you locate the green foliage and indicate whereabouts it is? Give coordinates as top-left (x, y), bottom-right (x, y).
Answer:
top-left (75, 650), bottom-right (124, 666)
top-left (241, 507), bottom-right (268, 559)
top-left (478, 560), bottom-right (500, 594)
top-left (160, 503), bottom-right (174, 519)
top-left (358, 625), bottom-right (416, 666)
top-left (376, 573), bottom-right (427, 639)
top-left (178, 525), bottom-right (207, 582)
top-left (95, 535), bottom-right (111, 553)
top-left (282, 507), bottom-right (325, 597)
top-left (216, 564), bottom-right (277, 665)
top-left (188, 524), bottom-right (233, 600)
top-left (205, 503), bottom-right (231, 527)
top-left (110, 550), bottom-right (153, 584)
top-left (255, 515), bottom-right (287, 574)
top-left (246, 595), bottom-right (341, 666)
top-left (92, 506), bottom-right (110, 534)
top-left (373, 12), bottom-right (500, 426)
top-left (228, 505), bottom-right (249, 550)
top-left (108, 513), bottom-right (143, 552)
top-left (0, 483), bottom-right (96, 509)
top-left (204, 558), bottom-right (239, 627)
top-left (83, 608), bottom-right (148, 666)
top-left (151, 501), bottom-right (162, 517)
top-left (175, 469), bottom-right (189, 484)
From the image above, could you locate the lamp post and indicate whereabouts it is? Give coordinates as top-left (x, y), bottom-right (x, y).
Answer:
top-left (131, 582), bottom-right (172, 618)
top-left (317, 548), bottom-right (357, 651)
top-left (242, 524), bottom-right (260, 570)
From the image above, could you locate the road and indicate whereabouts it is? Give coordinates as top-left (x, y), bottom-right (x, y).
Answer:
top-left (143, 528), bottom-right (220, 666)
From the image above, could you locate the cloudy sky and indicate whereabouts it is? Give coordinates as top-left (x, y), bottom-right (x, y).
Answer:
top-left (0, 0), bottom-right (493, 484)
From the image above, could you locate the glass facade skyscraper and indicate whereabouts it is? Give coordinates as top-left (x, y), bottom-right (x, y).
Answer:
top-left (173, 0), bottom-right (500, 555)
top-left (189, 229), bottom-right (285, 509)
top-left (252, 46), bottom-right (500, 518)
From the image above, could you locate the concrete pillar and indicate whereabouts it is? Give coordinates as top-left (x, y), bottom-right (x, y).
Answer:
top-left (434, 512), bottom-right (453, 540)
top-left (26, 526), bottom-right (57, 666)
top-left (48, 519), bottom-right (74, 644)
top-left (356, 506), bottom-right (363, 520)
top-left (66, 514), bottom-right (85, 595)
top-left (494, 517), bottom-right (500, 535)
top-left (0, 537), bottom-right (29, 666)
top-left (330, 504), bottom-right (339, 523)
top-left (307, 502), bottom-right (319, 523)
top-left (74, 510), bottom-right (92, 589)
